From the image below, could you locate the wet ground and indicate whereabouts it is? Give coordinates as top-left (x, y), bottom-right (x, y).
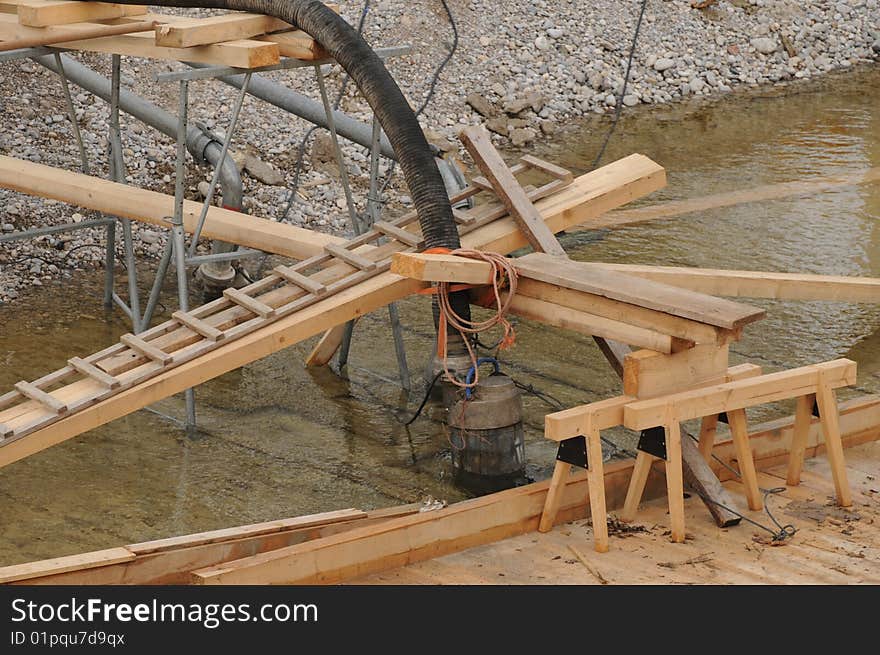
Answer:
top-left (1, 65), bottom-right (878, 565)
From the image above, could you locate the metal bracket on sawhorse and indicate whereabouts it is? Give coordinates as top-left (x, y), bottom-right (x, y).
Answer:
top-left (637, 426), bottom-right (667, 461)
top-left (556, 436), bottom-right (588, 469)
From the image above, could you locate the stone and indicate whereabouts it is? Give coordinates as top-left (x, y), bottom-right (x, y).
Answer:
top-left (653, 57), bottom-right (675, 72)
top-left (197, 181), bottom-right (212, 198)
top-left (503, 92), bottom-right (544, 115)
top-left (547, 28), bottom-right (564, 39)
top-left (688, 78), bottom-right (706, 93)
top-left (244, 154), bottom-right (285, 186)
top-left (751, 37), bottom-right (778, 54)
top-left (486, 117), bottom-right (510, 136)
top-left (466, 92), bottom-right (496, 118)
top-left (509, 127), bottom-right (537, 147)
top-left (534, 36), bottom-right (551, 51)
top-left (310, 132), bottom-right (335, 163)
top-left (622, 94), bottom-right (639, 107)
top-left (141, 230), bottom-right (160, 245)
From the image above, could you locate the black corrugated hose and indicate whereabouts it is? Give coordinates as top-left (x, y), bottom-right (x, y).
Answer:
top-left (111, 0), bottom-right (471, 328)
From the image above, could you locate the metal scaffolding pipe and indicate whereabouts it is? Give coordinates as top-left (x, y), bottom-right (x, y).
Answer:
top-left (186, 63), bottom-right (396, 160)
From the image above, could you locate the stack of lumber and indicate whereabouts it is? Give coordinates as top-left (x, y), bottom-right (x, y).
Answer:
top-left (0, 1), bottom-right (339, 67)
top-left (391, 251), bottom-right (766, 354)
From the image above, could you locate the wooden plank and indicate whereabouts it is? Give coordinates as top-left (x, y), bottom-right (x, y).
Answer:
top-left (223, 287), bottom-right (276, 319)
top-left (373, 220), bottom-right (424, 249)
top-left (0, 16), bottom-right (155, 50)
top-left (586, 263), bottom-right (880, 303)
top-left (0, 155), bottom-right (666, 468)
top-left (0, 14), bottom-right (279, 67)
top-left (14, 381), bottom-right (66, 415)
top-left (128, 508), bottom-right (367, 555)
top-left (325, 243), bottom-right (376, 271)
top-left (460, 126), bottom-right (567, 256)
top-left (664, 419), bottom-right (686, 543)
top-left (623, 344), bottom-right (729, 398)
top-left (582, 166), bottom-right (880, 232)
top-left (490, 292), bottom-right (684, 354)
top-left (172, 310), bottom-right (225, 342)
top-left (154, 12), bottom-right (290, 48)
top-left (0, 547), bottom-right (134, 584)
top-left (519, 155), bottom-right (574, 184)
top-left (517, 278), bottom-right (729, 346)
top-left (0, 155), bottom-right (342, 261)
top-left (16, 1), bottom-right (146, 27)
top-left (273, 265), bottom-right (327, 296)
top-left (624, 359), bottom-right (857, 429)
top-left (68, 356), bottom-right (120, 389)
top-left (119, 333), bottom-right (172, 365)
top-left (515, 253), bottom-right (766, 330)
top-left (391, 252), bottom-right (492, 284)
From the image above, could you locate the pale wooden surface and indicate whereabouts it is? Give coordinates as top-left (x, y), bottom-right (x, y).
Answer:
top-left (354, 442), bottom-right (880, 585)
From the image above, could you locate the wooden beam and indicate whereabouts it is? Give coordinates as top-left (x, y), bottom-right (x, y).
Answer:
top-left (623, 344), bottom-right (729, 398)
top-left (515, 253), bottom-right (765, 330)
top-left (304, 323), bottom-right (348, 367)
top-left (154, 12), bottom-right (290, 48)
top-left (15, 1), bottom-right (146, 27)
top-left (486, 292), bottom-right (688, 354)
top-left (0, 155), bottom-right (342, 261)
top-left (0, 17), bottom-right (155, 51)
top-left (544, 363), bottom-right (762, 441)
top-left (0, 14), bottom-right (279, 68)
top-left (584, 263), bottom-right (880, 303)
top-left (390, 252), bottom-right (493, 284)
top-left (0, 155), bottom-right (666, 468)
top-left (460, 125), bottom-right (567, 256)
top-left (256, 28), bottom-right (328, 60)
top-left (624, 359), bottom-right (857, 429)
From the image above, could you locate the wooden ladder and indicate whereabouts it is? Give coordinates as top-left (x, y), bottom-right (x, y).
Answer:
top-left (0, 155), bottom-right (573, 445)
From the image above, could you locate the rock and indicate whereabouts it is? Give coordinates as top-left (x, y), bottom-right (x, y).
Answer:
top-left (197, 181), bottom-right (211, 198)
top-left (534, 36), bottom-right (551, 51)
top-left (71, 212), bottom-right (83, 223)
top-left (872, 39), bottom-right (880, 54)
top-left (141, 230), bottom-right (160, 245)
top-left (751, 37), bottom-right (777, 54)
top-left (622, 94), bottom-right (639, 107)
top-left (547, 28), bottom-right (564, 39)
top-left (504, 92), bottom-right (544, 115)
top-left (688, 78), bottom-right (706, 93)
top-left (244, 154), bottom-right (284, 186)
top-left (486, 117), bottom-right (510, 136)
top-left (466, 93), bottom-right (496, 118)
top-left (653, 57), bottom-right (675, 72)
top-left (423, 128), bottom-right (455, 152)
top-left (509, 127), bottom-right (537, 147)
top-left (1, 223), bottom-right (13, 232)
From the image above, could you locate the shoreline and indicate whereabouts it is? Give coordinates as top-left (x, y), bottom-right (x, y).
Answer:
top-left (1, 1), bottom-right (878, 304)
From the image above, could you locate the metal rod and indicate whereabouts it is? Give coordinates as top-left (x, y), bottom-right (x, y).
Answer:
top-left (188, 72), bottom-right (251, 257)
top-left (338, 320), bottom-right (355, 369)
top-left (173, 80), bottom-right (196, 432)
top-left (110, 54), bottom-right (141, 333)
top-left (54, 52), bottom-right (90, 174)
top-left (185, 248), bottom-right (262, 266)
top-left (141, 236), bottom-right (173, 328)
top-left (0, 46), bottom-right (63, 64)
top-left (314, 64), bottom-right (361, 234)
top-left (0, 20), bottom-right (156, 52)
top-left (158, 45), bottom-right (411, 83)
top-left (387, 303), bottom-right (411, 391)
top-left (0, 218), bottom-right (113, 243)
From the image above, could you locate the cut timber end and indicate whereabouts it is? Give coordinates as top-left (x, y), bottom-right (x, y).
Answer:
top-left (623, 344), bottom-right (729, 399)
top-left (391, 252), bottom-right (493, 284)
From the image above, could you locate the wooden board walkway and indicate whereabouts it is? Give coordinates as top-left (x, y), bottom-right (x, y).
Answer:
top-left (0, 153), bottom-right (666, 469)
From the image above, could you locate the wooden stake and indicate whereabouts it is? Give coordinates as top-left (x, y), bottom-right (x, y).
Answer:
top-left (786, 393), bottom-right (815, 485)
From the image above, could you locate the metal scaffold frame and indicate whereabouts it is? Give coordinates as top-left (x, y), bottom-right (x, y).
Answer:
top-left (0, 43), bottom-right (414, 431)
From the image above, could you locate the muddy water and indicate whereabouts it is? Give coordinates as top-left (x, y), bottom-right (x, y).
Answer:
top-left (1, 66), bottom-right (879, 566)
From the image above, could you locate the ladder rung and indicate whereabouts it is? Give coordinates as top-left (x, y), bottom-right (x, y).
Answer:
top-left (373, 221), bottom-right (424, 249)
top-left (172, 311), bottom-right (225, 342)
top-left (324, 243), bottom-right (376, 271)
top-left (120, 333), bottom-right (173, 365)
top-left (453, 208), bottom-right (476, 225)
top-left (14, 381), bottom-right (67, 415)
top-left (273, 265), bottom-right (327, 296)
top-left (519, 155), bottom-right (573, 183)
top-left (223, 287), bottom-right (276, 319)
top-left (470, 176), bottom-right (493, 191)
top-left (0, 423), bottom-right (12, 439)
top-left (68, 357), bottom-right (121, 389)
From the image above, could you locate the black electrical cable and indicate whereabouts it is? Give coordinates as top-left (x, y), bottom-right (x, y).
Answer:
top-left (401, 371), bottom-right (444, 426)
top-left (590, 0), bottom-right (648, 170)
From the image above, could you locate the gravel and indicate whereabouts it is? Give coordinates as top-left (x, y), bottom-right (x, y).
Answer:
top-left (1, 0), bottom-right (878, 304)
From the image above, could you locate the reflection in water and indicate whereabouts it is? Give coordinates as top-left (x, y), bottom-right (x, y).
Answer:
top-left (1, 66), bottom-right (879, 565)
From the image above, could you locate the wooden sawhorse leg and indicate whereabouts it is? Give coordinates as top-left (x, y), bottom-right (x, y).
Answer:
top-left (726, 408), bottom-right (762, 511)
top-left (697, 414), bottom-right (719, 459)
top-left (539, 430), bottom-right (609, 553)
top-left (786, 394), bottom-right (815, 486)
top-left (621, 421), bottom-right (686, 543)
top-left (815, 372), bottom-right (852, 507)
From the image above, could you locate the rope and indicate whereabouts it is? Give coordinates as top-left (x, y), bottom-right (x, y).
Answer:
top-left (435, 249), bottom-right (517, 393)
